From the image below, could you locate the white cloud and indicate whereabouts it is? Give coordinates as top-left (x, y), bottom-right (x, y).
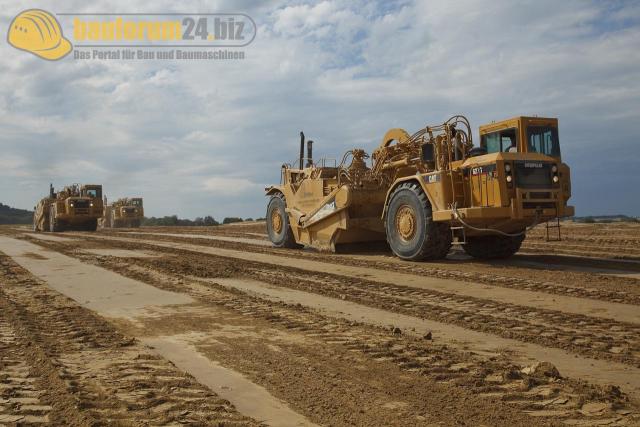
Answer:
top-left (0, 0), bottom-right (639, 217)
top-left (202, 177), bottom-right (261, 194)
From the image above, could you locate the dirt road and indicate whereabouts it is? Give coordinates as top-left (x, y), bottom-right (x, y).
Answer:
top-left (1, 222), bottom-right (639, 426)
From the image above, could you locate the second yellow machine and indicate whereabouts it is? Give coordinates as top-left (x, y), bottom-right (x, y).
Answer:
top-left (101, 197), bottom-right (144, 228)
top-left (265, 115), bottom-right (573, 260)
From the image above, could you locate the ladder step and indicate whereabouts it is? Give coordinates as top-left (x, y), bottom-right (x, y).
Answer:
top-left (451, 225), bottom-right (466, 244)
top-left (545, 218), bottom-right (562, 242)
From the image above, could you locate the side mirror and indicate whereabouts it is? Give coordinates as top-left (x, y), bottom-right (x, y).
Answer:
top-left (421, 143), bottom-right (435, 162)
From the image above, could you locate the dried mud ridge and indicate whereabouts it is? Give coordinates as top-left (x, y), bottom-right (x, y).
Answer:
top-left (42, 235), bottom-right (640, 368)
top-left (524, 236), bottom-right (640, 261)
top-left (0, 253), bottom-right (260, 426)
top-left (525, 223), bottom-right (640, 260)
top-left (103, 230), bottom-right (640, 306)
top-left (521, 241), bottom-right (640, 260)
top-left (21, 239), bottom-right (640, 425)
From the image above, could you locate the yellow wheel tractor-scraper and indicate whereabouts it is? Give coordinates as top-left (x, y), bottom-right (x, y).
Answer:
top-left (265, 115), bottom-right (574, 260)
top-left (101, 197), bottom-right (144, 228)
top-left (33, 184), bottom-right (104, 232)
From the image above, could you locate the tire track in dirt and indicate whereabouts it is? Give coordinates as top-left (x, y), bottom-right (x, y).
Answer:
top-left (521, 242), bottom-right (640, 261)
top-left (248, 268), bottom-right (640, 367)
top-left (50, 233), bottom-right (640, 367)
top-left (0, 316), bottom-right (67, 425)
top-left (0, 234), bottom-right (567, 425)
top-left (104, 230), bottom-right (640, 306)
top-left (15, 235), bottom-right (640, 425)
top-left (116, 221), bottom-right (640, 261)
top-left (0, 252), bottom-right (260, 426)
top-left (58, 248), bottom-right (640, 426)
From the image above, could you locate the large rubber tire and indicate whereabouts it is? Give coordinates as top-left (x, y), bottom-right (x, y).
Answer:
top-left (462, 233), bottom-right (525, 259)
top-left (49, 212), bottom-right (63, 232)
top-left (266, 194), bottom-right (301, 249)
top-left (42, 211), bottom-right (50, 232)
top-left (85, 219), bottom-right (98, 232)
top-left (385, 183), bottom-right (451, 261)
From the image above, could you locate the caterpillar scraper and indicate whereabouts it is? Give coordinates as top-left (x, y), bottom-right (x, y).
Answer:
top-left (265, 115), bottom-right (574, 260)
top-left (101, 197), bottom-right (144, 228)
top-left (33, 184), bottom-right (104, 232)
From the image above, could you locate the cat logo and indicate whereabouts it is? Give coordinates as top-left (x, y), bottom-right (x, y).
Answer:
top-left (424, 174), bottom-right (440, 184)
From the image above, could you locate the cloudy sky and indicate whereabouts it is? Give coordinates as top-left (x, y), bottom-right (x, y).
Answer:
top-left (1, 0), bottom-right (639, 219)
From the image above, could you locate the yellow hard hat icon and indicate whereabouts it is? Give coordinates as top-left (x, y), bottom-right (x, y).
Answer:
top-left (8, 9), bottom-right (72, 60)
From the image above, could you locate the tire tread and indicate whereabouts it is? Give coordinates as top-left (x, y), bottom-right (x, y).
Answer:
top-left (386, 182), bottom-right (451, 261)
top-left (267, 193), bottom-right (301, 249)
top-left (463, 234), bottom-right (525, 259)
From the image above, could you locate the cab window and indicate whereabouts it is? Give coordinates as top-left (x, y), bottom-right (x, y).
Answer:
top-left (481, 128), bottom-right (517, 153)
top-left (483, 132), bottom-right (500, 153)
top-left (84, 188), bottom-right (102, 198)
top-left (527, 126), bottom-right (560, 157)
top-left (132, 199), bottom-right (142, 206)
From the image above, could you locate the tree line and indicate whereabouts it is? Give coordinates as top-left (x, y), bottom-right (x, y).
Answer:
top-left (0, 203), bottom-right (33, 224)
top-left (0, 202), bottom-right (265, 226)
top-left (141, 215), bottom-right (264, 226)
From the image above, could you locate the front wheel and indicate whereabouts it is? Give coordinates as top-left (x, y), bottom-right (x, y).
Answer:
top-left (266, 194), bottom-right (301, 249)
top-left (85, 219), bottom-right (98, 232)
top-left (385, 183), bottom-right (451, 261)
top-left (462, 233), bottom-right (525, 259)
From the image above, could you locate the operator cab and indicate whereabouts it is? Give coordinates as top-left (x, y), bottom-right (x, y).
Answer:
top-left (130, 198), bottom-right (143, 207)
top-left (82, 185), bottom-right (102, 199)
top-left (479, 116), bottom-right (561, 159)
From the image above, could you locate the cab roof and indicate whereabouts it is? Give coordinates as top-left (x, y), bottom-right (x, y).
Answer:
top-left (479, 116), bottom-right (558, 134)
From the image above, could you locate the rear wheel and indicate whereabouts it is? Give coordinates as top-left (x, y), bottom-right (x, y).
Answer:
top-left (49, 212), bottom-right (63, 232)
top-left (266, 194), bottom-right (301, 249)
top-left (41, 210), bottom-right (50, 232)
top-left (462, 233), bottom-right (525, 259)
top-left (385, 183), bottom-right (451, 261)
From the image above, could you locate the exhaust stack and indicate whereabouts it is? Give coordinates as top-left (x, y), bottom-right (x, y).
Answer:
top-left (299, 131), bottom-right (305, 169)
top-left (307, 140), bottom-right (313, 167)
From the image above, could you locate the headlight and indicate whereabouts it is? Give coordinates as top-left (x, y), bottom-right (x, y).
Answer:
top-left (90, 202), bottom-right (94, 207)
top-left (506, 175), bottom-right (512, 183)
top-left (553, 176), bottom-right (559, 183)
top-left (505, 164), bottom-right (511, 172)
top-left (552, 165), bottom-right (558, 173)
top-left (70, 202), bottom-right (74, 207)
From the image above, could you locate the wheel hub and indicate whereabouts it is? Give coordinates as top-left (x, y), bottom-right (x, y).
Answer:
top-left (271, 210), bottom-right (283, 234)
top-left (395, 205), bottom-right (416, 241)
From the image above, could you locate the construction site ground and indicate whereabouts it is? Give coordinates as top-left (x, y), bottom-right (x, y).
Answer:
top-left (1, 221), bottom-right (639, 426)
